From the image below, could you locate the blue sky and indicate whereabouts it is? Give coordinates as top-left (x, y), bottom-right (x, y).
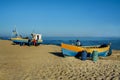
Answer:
top-left (0, 0), bottom-right (120, 37)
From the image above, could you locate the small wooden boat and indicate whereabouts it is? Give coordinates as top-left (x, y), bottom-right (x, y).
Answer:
top-left (61, 43), bottom-right (112, 57)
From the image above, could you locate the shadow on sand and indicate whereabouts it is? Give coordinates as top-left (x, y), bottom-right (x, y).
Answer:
top-left (49, 52), bottom-right (64, 57)
top-left (11, 43), bottom-right (18, 45)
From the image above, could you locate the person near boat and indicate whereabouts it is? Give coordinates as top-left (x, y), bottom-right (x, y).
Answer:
top-left (76, 40), bottom-right (81, 46)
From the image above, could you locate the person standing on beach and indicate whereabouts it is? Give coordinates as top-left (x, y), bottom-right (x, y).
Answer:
top-left (36, 35), bottom-right (39, 46)
top-left (31, 33), bottom-right (36, 46)
top-left (33, 39), bottom-right (36, 46)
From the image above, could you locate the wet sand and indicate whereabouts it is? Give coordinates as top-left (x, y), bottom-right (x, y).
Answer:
top-left (0, 40), bottom-right (120, 80)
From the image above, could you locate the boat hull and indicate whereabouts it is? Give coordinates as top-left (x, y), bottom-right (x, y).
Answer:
top-left (62, 48), bottom-right (78, 56)
top-left (62, 48), bottom-right (109, 57)
top-left (11, 38), bottom-right (43, 45)
top-left (61, 43), bottom-right (111, 57)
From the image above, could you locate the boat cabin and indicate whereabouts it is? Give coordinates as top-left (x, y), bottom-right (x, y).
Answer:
top-left (31, 33), bottom-right (42, 40)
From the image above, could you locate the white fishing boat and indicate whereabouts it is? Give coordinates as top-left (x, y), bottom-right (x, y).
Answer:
top-left (11, 28), bottom-right (43, 46)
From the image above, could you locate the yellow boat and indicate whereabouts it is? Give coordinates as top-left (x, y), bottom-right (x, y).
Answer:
top-left (61, 43), bottom-right (112, 57)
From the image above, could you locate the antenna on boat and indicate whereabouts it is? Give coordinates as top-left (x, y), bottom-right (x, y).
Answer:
top-left (32, 29), bottom-right (35, 34)
top-left (32, 25), bottom-right (36, 34)
top-left (12, 25), bottom-right (19, 37)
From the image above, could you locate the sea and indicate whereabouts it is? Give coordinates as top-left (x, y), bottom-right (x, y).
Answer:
top-left (0, 36), bottom-right (120, 50)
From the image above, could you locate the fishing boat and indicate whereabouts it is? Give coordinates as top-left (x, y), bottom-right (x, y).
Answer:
top-left (61, 43), bottom-right (112, 57)
top-left (11, 34), bottom-right (43, 45)
top-left (11, 28), bottom-right (43, 46)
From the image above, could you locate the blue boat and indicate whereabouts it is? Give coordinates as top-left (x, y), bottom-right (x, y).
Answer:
top-left (61, 43), bottom-right (112, 57)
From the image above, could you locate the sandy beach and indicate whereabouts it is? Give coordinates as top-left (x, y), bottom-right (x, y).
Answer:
top-left (0, 40), bottom-right (120, 80)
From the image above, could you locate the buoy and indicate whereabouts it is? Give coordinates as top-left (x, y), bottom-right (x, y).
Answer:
top-left (107, 47), bottom-right (112, 56)
top-left (81, 51), bottom-right (87, 61)
top-left (92, 51), bottom-right (98, 62)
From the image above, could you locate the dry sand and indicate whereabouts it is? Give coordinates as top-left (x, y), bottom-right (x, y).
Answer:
top-left (0, 40), bottom-right (120, 80)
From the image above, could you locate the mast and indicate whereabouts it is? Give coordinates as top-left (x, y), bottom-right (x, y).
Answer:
top-left (12, 25), bottom-right (19, 37)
